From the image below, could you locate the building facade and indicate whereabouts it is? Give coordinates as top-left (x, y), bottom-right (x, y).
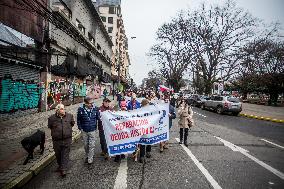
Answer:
top-left (95, 1), bottom-right (131, 90)
top-left (0, 0), bottom-right (113, 120)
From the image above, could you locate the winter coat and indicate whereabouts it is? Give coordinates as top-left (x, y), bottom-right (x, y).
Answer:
top-left (77, 105), bottom-right (100, 132)
top-left (98, 105), bottom-right (113, 131)
top-left (48, 113), bottom-right (75, 141)
top-left (169, 104), bottom-right (176, 129)
top-left (178, 105), bottom-right (194, 128)
top-left (127, 100), bottom-right (141, 110)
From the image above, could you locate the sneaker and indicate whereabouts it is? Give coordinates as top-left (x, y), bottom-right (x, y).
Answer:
top-left (184, 143), bottom-right (188, 147)
top-left (88, 158), bottom-right (93, 165)
top-left (60, 170), bottom-right (67, 177)
top-left (100, 152), bottom-right (105, 156)
top-left (146, 152), bottom-right (151, 158)
top-left (179, 142), bottom-right (182, 144)
top-left (139, 157), bottom-right (145, 163)
top-left (160, 148), bottom-right (164, 153)
top-left (114, 156), bottom-right (121, 162)
top-left (163, 145), bottom-right (169, 149)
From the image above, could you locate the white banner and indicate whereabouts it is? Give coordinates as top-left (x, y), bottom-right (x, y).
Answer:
top-left (101, 103), bottom-right (169, 156)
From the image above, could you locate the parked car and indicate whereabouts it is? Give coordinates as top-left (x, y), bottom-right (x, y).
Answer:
top-left (187, 94), bottom-right (199, 106)
top-left (201, 96), bottom-right (242, 116)
top-left (195, 96), bottom-right (210, 107)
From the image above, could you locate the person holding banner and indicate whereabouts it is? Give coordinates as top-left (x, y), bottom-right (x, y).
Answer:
top-left (139, 99), bottom-right (152, 163)
top-left (178, 98), bottom-right (193, 147)
top-left (160, 95), bottom-right (176, 152)
top-left (98, 98), bottom-right (113, 160)
top-left (127, 93), bottom-right (141, 110)
top-left (77, 97), bottom-right (100, 165)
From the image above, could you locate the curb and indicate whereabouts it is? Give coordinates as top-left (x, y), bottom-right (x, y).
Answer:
top-left (3, 131), bottom-right (82, 189)
top-left (239, 113), bottom-right (284, 123)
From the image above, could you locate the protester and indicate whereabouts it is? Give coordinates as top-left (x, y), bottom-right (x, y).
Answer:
top-left (139, 99), bottom-right (152, 163)
top-left (177, 98), bottom-right (193, 147)
top-left (160, 95), bottom-right (176, 152)
top-left (77, 97), bottom-right (100, 165)
top-left (48, 104), bottom-right (75, 177)
top-left (113, 100), bottom-right (129, 162)
top-left (116, 91), bottom-right (122, 107)
top-left (103, 88), bottom-right (108, 99)
top-left (98, 98), bottom-right (113, 160)
top-left (127, 93), bottom-right (141, 110)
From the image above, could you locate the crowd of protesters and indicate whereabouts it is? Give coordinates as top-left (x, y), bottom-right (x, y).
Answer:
top-left (48, 88), bottom-right (194, 177)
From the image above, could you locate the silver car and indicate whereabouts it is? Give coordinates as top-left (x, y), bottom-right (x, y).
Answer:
top-left (201, 96), bottom-right (242, 116)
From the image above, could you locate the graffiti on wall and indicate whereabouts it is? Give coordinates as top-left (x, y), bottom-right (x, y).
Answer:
top-left (0, 78), bottom-right (43, 112)
top-left (0, 77), bottom-right (103, 113)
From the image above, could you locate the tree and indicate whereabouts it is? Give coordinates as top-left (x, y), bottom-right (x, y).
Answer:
top-left (181, 0), bottom-right (259, 94)
top-left (144, 70), bottom-right (163, 90)
top-left (148, 15), bottom-right (193, 92)
top-left (239, 39), bottom-right (284, 105)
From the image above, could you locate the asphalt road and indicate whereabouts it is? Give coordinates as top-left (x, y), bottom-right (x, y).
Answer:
top-left (23, 107), bottom-right (284, 189)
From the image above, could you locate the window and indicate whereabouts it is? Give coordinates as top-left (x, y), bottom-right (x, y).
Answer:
top-left (108, 17), bottom-right (113, 24)
top-left (97, 44), bottom-right (101, 51)
top-left (101, 16), bottom-right (106, 22)
top-left (76, 19), bottom-right (85, 35)
top-left (227, 97), bottom-right (240, 103)
top-left (108, 27), bottom-right (113, 33)
top-left (88, 33), bottom-right (95, 44)
top-left (109, 7), bottom-right (115, 14)
top-left (52, 1), bottom-right (72, 19)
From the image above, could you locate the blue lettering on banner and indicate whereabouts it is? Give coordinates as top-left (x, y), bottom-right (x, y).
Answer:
top-left (109, 141), bottom-right (139, 155)
top-left (139, 133), bottom-right (168, 145)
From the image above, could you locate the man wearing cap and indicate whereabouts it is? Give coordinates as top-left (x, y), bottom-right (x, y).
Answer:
top-left (48, 104), bottom-right (75, 177)
top-left (77, 97), bottom-right (100, 164)
top-left (98, 98), bottom-right (113, 160)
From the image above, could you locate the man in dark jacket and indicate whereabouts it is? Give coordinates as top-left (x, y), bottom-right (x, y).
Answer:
top-left (48, 104), bottom-right (75, 177)
top-left (77, 96), bottom-right (100, 164)
top-left (127, 93), bottom-right (141, 110)
top-left (98, 98), bottom-right (113, 160)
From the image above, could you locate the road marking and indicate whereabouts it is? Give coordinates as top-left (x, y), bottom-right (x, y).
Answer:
top-left (260, 139), bottom-right (284, 149)
top-left (193, 111), bottom-right (207, 118)
top-left (175, 138), bottom-right (222, 189)
top-left (114, 158), bottom-right (128, 189)
top-left (215, 136), bottom-right (284, 180)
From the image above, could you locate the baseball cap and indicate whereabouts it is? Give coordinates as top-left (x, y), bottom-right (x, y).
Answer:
top-left (103, 98), bottom-right (111, 102)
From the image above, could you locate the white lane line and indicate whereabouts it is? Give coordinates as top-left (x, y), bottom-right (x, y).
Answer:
top-left (260, 139), bottom-right (284, 149)
top-left (114, 158), bottom-right (128, 189)
top-left (215, 136), bottom-right (284, 180)
top-left (193, 111), bottom-right (207, 118)
top-left (175, 138), bottom-right (222, 189)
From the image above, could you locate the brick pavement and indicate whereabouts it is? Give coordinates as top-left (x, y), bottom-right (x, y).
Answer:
top-left (0, 96), bottom-right (117, 188)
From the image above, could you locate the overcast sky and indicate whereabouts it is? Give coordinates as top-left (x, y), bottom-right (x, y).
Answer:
top-left (121, 0), bottom-right (284, 86)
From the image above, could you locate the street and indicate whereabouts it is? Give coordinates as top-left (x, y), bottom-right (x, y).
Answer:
top-left (23, 108), bottom-right (284, 189)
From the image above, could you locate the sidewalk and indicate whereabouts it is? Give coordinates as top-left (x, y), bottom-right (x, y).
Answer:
top-left (241, 103), bottom-right (284, 122)
top-left (0, 96), bottom-right (116, 189)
